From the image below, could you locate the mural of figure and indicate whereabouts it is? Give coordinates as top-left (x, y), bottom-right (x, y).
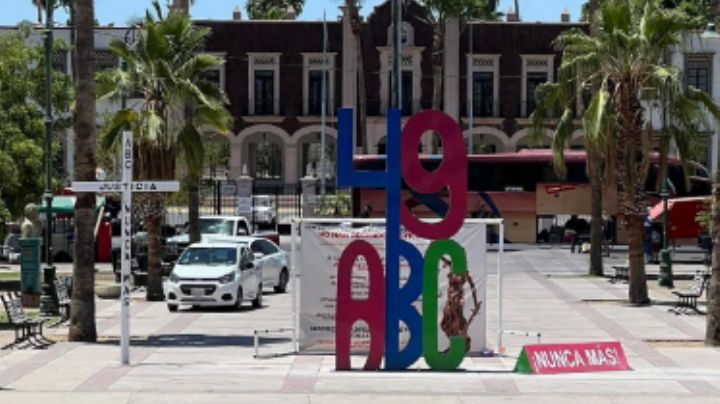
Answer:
top-left (439, 256), bottom-right (482, 352)
top-left (21, 203), bottom-right (40, 239)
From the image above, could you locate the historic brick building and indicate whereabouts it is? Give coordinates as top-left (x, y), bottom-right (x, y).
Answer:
top-left (195, 1), bottom-right (592, 186)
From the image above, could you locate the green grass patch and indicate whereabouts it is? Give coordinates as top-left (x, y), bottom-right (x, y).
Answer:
top-left (0, 271), bottom-right (20, 281)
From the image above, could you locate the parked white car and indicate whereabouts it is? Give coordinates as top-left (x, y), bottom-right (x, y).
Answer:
top-left (165, 242), bottom-right (262, 312)
top-left (206, 236), bottom-right (290, 294)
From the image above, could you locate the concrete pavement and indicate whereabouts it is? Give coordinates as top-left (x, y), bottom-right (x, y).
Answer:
top-left (1, 247), bottom-right (720, 403)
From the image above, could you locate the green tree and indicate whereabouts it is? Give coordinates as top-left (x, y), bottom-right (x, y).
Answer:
top-left (70, 0), bottom-right (98, 342)
top-left (247, 0), bottom-right (305, 19)
top-left (422, 0), bottom-right (499, 151)
top-left (98, 1), bottom-right (232, 301)
top-left (532, 0), bottom-right (720, 304)
top-left (0, 27), bottom-right (72, 221)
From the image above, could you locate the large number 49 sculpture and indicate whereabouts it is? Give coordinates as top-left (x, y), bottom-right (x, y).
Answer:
top-left (335, 107), bottom-right (469, 371)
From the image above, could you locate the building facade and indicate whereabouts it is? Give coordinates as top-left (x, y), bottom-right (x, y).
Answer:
top-left (4, 0), bottom-right (720, 186)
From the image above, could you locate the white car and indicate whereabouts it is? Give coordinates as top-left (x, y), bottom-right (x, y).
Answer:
top-left (205, 236), bottom-right (290, 294)
top-left (165, 242), bottom-right (262, 311)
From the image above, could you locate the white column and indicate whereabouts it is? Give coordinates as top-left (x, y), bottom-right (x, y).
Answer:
top-left (444, 18), bottom-right (460, 119)
top-left (230, 136), bottom-right (243, 179)
top-left (285, 144), bottom-right (298, 184)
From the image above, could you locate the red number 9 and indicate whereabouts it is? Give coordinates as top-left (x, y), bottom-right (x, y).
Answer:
top-left (400, 111), bottom-right (467, 239)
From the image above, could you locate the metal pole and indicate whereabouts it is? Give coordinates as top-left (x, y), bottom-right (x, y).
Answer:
top-left (392, 0), bottom-right (401, 110)
top-left (659, 85), bottom-right (674, 287)
top-left (320, 11), bottom-right (328, 200)
top-left (467, 20), bottom-right (474, 153)
top-left (497, 222), bottom-right (504, 353)
top-left (43, 0), bottom-right (55, 277)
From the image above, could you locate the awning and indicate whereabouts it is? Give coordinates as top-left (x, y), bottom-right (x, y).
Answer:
top-left (39, 196), bottom-right (106, 215)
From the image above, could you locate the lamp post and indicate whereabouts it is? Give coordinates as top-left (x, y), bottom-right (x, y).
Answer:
top-left (658, 84), bottom-right (674, 288)
top-left (40, 0), bottom-right (57, 315)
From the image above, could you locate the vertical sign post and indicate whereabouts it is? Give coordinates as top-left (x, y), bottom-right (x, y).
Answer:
top-left (120, 132), bottom-right (132, 365)
top-left (72, 131), bottom-right (179, 365)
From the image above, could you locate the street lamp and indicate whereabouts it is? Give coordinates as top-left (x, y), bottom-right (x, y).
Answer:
top-left (40, 0), bottom-right (57, 315)
top-left (658, 84), bottom-right (674, 288)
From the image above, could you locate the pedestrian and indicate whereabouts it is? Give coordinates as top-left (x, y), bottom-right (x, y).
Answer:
top-left (564, 215), bottom-right (580, 253)
top-left (359, 204), bottom-right (373, 219)
top-left (602, 216), bottom-right (614, 257)
top-left (644, 216), bottom-right (653, 264)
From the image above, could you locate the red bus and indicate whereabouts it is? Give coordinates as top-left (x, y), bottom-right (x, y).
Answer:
top-left (352, 149), bottom-right (712, 243)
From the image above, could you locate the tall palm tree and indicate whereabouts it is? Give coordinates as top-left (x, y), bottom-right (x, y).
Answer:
top-left (424, 0), bottom-right (498, 151)
top-left (98, 1), bottom-right (232, 300)
top-left (344, 0), bottom-right (368, 153)
top-left (532, 0), bottom-right (720, 304)
top-left (246, 0), bottom-right (305, 19)
top-left (69, 0), bottom-right (97, 342)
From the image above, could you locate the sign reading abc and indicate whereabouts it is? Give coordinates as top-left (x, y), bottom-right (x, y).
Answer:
top-left (335, 109), bottom-right (470, 371)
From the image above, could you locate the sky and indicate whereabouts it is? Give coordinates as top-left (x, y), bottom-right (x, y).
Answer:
top-left (1, 0), bottom-right (585, 26)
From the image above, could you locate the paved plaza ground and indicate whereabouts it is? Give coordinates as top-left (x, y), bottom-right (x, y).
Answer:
top-left (1, 246), bottom-right (720, 403)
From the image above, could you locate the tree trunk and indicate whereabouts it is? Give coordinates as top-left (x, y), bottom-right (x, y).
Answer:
top-left (706, 171), bottom-right (720, 345)
top-left (188, 173), bottom-right (201, 243)
top-left (616, 78), bottom-right (650, 304)
top-left (589, 148), bottom-right (604, 276)
top-left (626, 214), bottom-right (649, 303)
top-left (69, 0), bottom-right (97, 342)
top-left (145, 197), bottom-right (164, 301)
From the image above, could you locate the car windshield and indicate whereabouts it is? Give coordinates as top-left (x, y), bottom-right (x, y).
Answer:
top-left (178, 247), bottom-right (237, 266)
top-left (199, 219), bottom-right (234, 235)
top-left (254, 198), bottom-right (272, 208)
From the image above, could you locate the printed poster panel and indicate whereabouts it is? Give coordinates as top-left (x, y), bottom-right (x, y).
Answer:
top-left (299, 223), bottom-right (487, 354)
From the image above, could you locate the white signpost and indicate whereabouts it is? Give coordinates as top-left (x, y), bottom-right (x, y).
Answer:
top-left (72, 131), bottom-right (179, 365)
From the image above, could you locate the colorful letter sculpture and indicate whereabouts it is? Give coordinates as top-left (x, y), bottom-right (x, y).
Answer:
top-left (335, 108), bottom-right (469, 371)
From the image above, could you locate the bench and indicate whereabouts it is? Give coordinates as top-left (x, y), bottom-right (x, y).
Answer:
top-left (54, 278), bottom-right (71, 323)
top-left (1, 292), bottom-right (52, 349)
top-left (670, 272), bottom-right (710, 315)
top-left (610, 265), bottom-right (629, 284)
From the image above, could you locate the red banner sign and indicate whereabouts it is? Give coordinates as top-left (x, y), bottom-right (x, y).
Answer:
top-left (515, 342), bottom-right (631, 375)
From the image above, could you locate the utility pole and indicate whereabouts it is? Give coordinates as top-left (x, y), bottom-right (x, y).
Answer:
top-left (392, 0), bottom-right (402, 110)
top-left (659, 84), bottom-right (674, 288)
top-left (320, 11), bottom-right (328, 199)
top-left (40, 0), bottom-right (57, 314)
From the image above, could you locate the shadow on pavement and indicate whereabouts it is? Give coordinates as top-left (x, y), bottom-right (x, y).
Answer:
top-left (97, 333), bottom-right (291, 348)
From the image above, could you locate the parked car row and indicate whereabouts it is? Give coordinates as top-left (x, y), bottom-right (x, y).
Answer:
top-left (164, 235), bottom-right (289, 312)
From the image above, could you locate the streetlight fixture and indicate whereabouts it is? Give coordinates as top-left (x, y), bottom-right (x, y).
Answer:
top-left (40, 0), bottom-right (57, 314)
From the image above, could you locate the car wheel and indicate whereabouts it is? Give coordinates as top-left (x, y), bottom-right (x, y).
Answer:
top-left (252, 284), bottom-right (263, 308)
top-left (167, 304), bottom-right (178, 312)
top-left (235, 286), bottom-right (243, 310)
top-left (274, 268), bottom-right (289, 293)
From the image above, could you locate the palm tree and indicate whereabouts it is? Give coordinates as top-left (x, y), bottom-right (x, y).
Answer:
top-left (424, 0), bottom-right (498, 151)
top-left (98, 1), bottom-right (232, 300)
top-left (246, 0), bottom-right (305, 19)
top-left (69, 0), bottom-right (97, 342)
top-left (344, 1), bottom-right (368, 153)
top-left (532, 0), bottom-right (720, 304)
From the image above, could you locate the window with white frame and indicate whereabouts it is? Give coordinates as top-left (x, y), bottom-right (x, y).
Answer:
top-left (686, 54), bottom-right (712, 95)
top-left (378, 48), bottom-right (423, 114)
top-left (467, 55), bottom-right (500, 118)
top-left (302, 53), bottom-right (336, 116)
top-left (248, 53), bottom-right (280, 115)
top-left (521, 55), bottom-right (554, 117)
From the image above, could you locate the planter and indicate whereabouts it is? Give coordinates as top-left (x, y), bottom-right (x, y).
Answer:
top-left (95, 284), bottom-right (121, 299)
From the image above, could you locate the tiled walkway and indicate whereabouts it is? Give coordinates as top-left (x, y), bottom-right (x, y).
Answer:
top-left (1, 248), bottom-right (720, 403)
